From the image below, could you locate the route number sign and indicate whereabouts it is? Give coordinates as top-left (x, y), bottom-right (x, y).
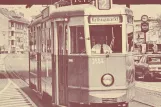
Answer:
top-left (98, 0), bottom-right (111, 10)
top-left (141, 22), bottom-right (149, 33)
top-left (141, 15), bottom-right (149, 33)
top-left (141, 15), bottom-right (148, 22)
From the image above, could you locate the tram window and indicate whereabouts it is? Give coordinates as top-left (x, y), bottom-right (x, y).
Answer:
top-left (127, 25), bottom-right (134, 52)
top-left (70, 26), bottom-right (85, 54)
top-left (128, 33), bottom-right (133, 52)
top-left (90, 25), bottom-right (122, 54)
top-left (47, 28), bottom-right (51, 53)
top-left (158, 44), bottom-right (161, 52)
top-left (11, 40), bottom-right (14, 45)
top-left (139, 56), bottom-right (146, 63)
top-left (146, 44), bottom-right (153, 52)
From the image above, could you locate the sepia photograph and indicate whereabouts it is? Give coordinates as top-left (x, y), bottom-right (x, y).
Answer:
top-left (0, 0), bottom-right (161, 107)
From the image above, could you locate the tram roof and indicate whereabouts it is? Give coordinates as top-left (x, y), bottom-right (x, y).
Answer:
top-left (29, 4), bottom-right (133, 27)
top-left (50, 4), bottom-right (133, 18)
top-left (29, 15), bottom-right (42, 27)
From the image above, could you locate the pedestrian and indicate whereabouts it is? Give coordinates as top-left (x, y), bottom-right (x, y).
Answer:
top-left (152, 43), bottom-right (158, 53)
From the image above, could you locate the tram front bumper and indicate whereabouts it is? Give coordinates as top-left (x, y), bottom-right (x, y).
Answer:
top-left (89, 91), bottom-right (127, 104)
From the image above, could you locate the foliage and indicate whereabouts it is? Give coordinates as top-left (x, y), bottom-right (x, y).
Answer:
top-left (156, 14), bottom-right (161, 30)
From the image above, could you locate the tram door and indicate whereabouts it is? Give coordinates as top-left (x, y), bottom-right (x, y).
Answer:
top-left (57, 22), bottom-right (68, 105)
top-left (37, 26), bottom-right (42, 93)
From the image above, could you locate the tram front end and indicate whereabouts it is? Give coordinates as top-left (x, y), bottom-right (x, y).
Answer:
top-left (67, 7), bottom-right (135, 106)
top-left (68, 54), bottom-right (135, 107)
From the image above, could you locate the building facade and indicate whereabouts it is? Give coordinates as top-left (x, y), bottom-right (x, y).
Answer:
top-left (0, 8), bottom-right (29, 53)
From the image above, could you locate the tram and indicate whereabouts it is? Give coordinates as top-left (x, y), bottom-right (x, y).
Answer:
top-left (28, 0), bottom-right (135, 107)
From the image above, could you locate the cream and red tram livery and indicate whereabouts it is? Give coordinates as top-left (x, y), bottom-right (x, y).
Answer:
top-left (29, 1), bottom-right (135, 107)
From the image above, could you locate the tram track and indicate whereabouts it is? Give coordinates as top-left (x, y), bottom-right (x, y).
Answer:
top-left (0, 56), bottom-right (37, 107)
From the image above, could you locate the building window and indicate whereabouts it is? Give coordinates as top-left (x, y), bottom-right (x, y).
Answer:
top-left (18, 38), bottom-right (20, 42)
top-left (11, 31), bottom-right (14, 36)
top-left (42, 44), bottom-right (43, 52)
top-left (11, 22), bottom-right (14, 27)
top-left (11, 40), bottom-right (14, 45)
top-left (22, 25), bottom-right (24, 29)
top-left (15, 23), bottom-right (18, 29)
top-left (44, 22), bottom-right (46, 28)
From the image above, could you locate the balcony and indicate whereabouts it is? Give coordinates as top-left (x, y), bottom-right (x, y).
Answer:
top-left (9, 26), bottom-right (15, 31)
top-left (11, 44), bottom-right (16, 47)
top-left (9, 36), bottom-right (16, 40)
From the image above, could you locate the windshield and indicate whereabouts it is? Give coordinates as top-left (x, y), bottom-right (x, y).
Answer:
top-left (147, 57), bottom-right (161, 64)
top-left (89, 25), bottom-right (122, 54)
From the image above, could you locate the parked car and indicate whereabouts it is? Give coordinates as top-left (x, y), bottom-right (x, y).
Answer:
top-left (135, 54), bottom-right (161, 81)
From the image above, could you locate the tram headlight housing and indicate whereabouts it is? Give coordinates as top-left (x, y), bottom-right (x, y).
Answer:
top-left (101, 73), bottom-right (114, 86)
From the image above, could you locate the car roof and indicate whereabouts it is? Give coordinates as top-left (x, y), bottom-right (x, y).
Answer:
top-left (144, 54), bottom-right (161, 57)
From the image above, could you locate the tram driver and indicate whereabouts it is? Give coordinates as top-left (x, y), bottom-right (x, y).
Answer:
top-left (91, 36), bottom-right (112, 54)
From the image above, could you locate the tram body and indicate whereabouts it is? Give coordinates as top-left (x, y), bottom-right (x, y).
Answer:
top-left (29, 3), bottom-right (135, 107)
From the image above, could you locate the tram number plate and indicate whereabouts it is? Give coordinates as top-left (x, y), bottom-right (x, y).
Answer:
top-left (92, 58), bottom-right (104, 64)
top-left (102, 98), bottom-right (117, 103)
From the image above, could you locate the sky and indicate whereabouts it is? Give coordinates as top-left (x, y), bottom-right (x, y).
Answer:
top-left (1, 4), bottom-right (161, 20)
top-left (0, 5), bottom-right (45, 20)
top-left (130, 5), bottom-right (161, 19)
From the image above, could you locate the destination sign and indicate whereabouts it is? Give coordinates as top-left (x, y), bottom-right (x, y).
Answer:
top-left (141, 22), bottom-right (149, 32)
top-left (72, 0), bottom-right (93, 5)
top-left (89, 16), bottom-right (121, 24)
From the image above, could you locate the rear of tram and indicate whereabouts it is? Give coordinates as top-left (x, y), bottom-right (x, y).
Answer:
top-left (66, 2), bottom-right (135, 107)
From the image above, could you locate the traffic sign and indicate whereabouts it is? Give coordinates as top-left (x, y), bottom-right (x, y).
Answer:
top-left (141, 22), bottom-right (149, 32)
top-left (141, 15), bottom-right (148, 22)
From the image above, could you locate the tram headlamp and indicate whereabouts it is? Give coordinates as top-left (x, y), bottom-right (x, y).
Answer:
top-left (64, 18), bottom-right (69, 22)
top-left (101, 73), bottom-right (114, 86)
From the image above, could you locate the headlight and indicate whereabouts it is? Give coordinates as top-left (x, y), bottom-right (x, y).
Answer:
top-left (101, 73), bottom-right (114, 86)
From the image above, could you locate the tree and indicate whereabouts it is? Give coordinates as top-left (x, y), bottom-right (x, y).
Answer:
top-left (156, 14), bottom-right (161, 30)
top-left (156, 14), bottom-right (161, 40)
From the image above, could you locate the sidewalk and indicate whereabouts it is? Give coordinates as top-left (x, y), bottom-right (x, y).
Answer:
top-left (0, 54), bottom-right (8, 59)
